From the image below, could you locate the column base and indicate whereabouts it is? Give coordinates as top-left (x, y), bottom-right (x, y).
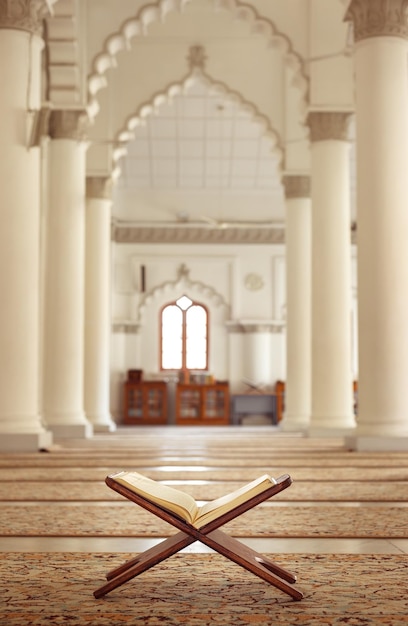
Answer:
top-left (280, 414), bottom-right (309, 432)
top-left (93, 421), bottom-right (117, 433)
top-left (280, 423), bottom-right (309, 434)
top-left (48, 422), bottom-right (93, 439)
top-left (86, 413), bottom-right (117, 432)
top-left (345, 434), bottom-right (408, 452)
top-left (309, 415), bottom-right (356, 430)
top-left (309, 426), bottom-right (356, 438)
top-left (0, 430), bottom-right (53, 452)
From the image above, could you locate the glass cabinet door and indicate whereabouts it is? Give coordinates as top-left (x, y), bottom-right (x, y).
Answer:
top-left (127, 386), bottom-right (143, 418)
top-left (179, 387), bottom-right (201, 418)
top-left (204, 388), bottom-right (226, 418)
top-left (146, 387), bottom-right (165, 418)
top-left (124, 382), bottom-right (168, 425)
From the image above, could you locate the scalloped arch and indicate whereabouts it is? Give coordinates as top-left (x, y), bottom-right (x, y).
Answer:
top-left (87, 0), bottom-right (309, 118)
top-left (111, 68), bottom-right (284, 179)
top-left (137, 268), bottom-right (230, 323)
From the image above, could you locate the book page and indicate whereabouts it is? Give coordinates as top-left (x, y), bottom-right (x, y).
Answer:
top-left (113, 471), bottom-right (198, 524)
top-left (194, 474), bottom-right (276, 528)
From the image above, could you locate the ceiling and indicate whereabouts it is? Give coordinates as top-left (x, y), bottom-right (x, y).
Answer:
top-left (115, 74), bottom-right (285, 227)
top-left (45, 0), bottom-right (355, 231)
top-left (119, 81), bottom-right (281, 193)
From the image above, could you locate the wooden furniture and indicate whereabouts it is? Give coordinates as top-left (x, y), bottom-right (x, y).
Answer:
top-left (175, 382), bottom-right (230, 425)
top-left (94, 473), bottom-right (303, 601)
top-left (275, 380), bottom-right (285, 423)
top-left (231, 394), bottom-right (276, 425)
top-left (123, 381), bottom-right (168, 425)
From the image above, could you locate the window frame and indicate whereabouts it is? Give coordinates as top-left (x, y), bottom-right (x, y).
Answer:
top-left (159, 296), bottom-right (209, 372)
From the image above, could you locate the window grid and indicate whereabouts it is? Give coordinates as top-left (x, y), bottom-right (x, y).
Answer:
top-left (160, 296), bottom-right (208, 371)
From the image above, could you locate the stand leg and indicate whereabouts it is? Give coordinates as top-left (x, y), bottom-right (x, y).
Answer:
top-left (201, 529), bottom-right (303, 600)
top-left (205, 534), bottom-right (297, 583)
top-left (105, 531), bottom-right (194, 580)
top-left (257, 556), bottom-right (297, 583)
top-left (94, 532), bottom-right (195, 599)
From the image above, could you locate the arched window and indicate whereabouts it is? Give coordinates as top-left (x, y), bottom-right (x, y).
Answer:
top-left (161, 295), bottom-right (208, 371)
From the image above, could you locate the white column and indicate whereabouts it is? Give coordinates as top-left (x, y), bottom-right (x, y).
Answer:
top-left (241, 324), bottom-right (274, 386)
top-left (85, 177), bottom-right (116, 431)
top-left (42, 111), bottom-right (92, 438)
top-left (307, 112), bottom-right (355, 432)
top-left (281, 176), bottom-right (311, 431)
top-left (344, 0), bottom-right (408, 449)
top-left (0, 3), bottom-right (52, 451)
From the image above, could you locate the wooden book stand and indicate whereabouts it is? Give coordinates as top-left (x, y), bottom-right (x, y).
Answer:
top-left (94, 473), bottom-right (303, 601)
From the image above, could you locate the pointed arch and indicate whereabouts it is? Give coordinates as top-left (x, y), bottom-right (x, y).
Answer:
top-left (86, 0), bottom-right (309, 118)
top-left (111, 64), bottom-right (284, 179)
top-left (137, 263), bottom-right (230, 323)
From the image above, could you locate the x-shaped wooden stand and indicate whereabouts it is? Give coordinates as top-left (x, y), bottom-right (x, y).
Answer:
top-left (94, 473), bottom-right (303, 601)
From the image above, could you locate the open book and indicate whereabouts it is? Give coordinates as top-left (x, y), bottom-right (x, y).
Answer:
top-left (111, 471), bottom-right (277, 529)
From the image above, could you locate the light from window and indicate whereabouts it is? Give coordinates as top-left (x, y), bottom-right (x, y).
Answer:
top-left (186, 305), bottom-right (207, 369)
top-left (161, 296), bottom-right (208, 370)
top-left (161, 305), bottom-right (183, 369)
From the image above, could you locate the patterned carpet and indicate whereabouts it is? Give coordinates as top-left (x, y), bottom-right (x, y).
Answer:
top-left (1, 502), bottom-right (407, 538)
top-left (2, 465), bottom-right (408, 481)
top-left (1, 450), bottom-right (408, 467)
top-left (1, 552), bottom-right (408, 625)
top-left (1, 428), bottom-right (408, 624)
top-left (1, 479), bottom-right (407, 501)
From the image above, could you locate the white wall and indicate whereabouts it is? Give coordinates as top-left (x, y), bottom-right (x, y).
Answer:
top-left (109, 240), bottom-right (358, 422)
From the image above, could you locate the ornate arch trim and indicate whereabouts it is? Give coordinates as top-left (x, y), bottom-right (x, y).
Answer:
top-left (137, 263), bottom-right (230, 322)
top-left (110, 55), bottom-right (284, 178)
top-left (86, 0), bottom-right (309, 118)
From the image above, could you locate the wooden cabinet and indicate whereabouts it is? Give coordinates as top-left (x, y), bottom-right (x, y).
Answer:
top-left (123, 381), bottom-right (168, 425)
top-left (175, 383), bottom-right (230, 425)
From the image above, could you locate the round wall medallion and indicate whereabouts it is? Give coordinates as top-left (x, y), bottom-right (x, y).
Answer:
top-left (244, 273), bottom-right (264, 291)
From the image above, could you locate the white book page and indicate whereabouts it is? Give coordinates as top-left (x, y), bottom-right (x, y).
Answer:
top-left (196, 474), bottom-right (276, 523)
top-left (114, 471), bottom-right (198, 523)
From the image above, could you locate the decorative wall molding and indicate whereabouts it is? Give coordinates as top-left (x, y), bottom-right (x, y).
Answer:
top-left (86, 0), bottom-right (309, 119)
top-left (112, 222), bottom-right (357, 244)
top-left (49, 109), bottom-right (89, 140)
top-left (112, 224), bottom-right (285, 244)
top-left (0, 0), bottom-right (53, 35)
top-left (226, 320), bottom-right (285, 334)
top-left (345, 0), bottom-right (408, 42)
top-left (244, 273), bottom-right (264, 291)
top-left (138, 262), bottom-right (230, 320)
top-left (282, 175), bottom-right (311, 199)
top-left (187, 43), bottom-right (207, 71)
top-left (306, 111), bottom-right (353, 142)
